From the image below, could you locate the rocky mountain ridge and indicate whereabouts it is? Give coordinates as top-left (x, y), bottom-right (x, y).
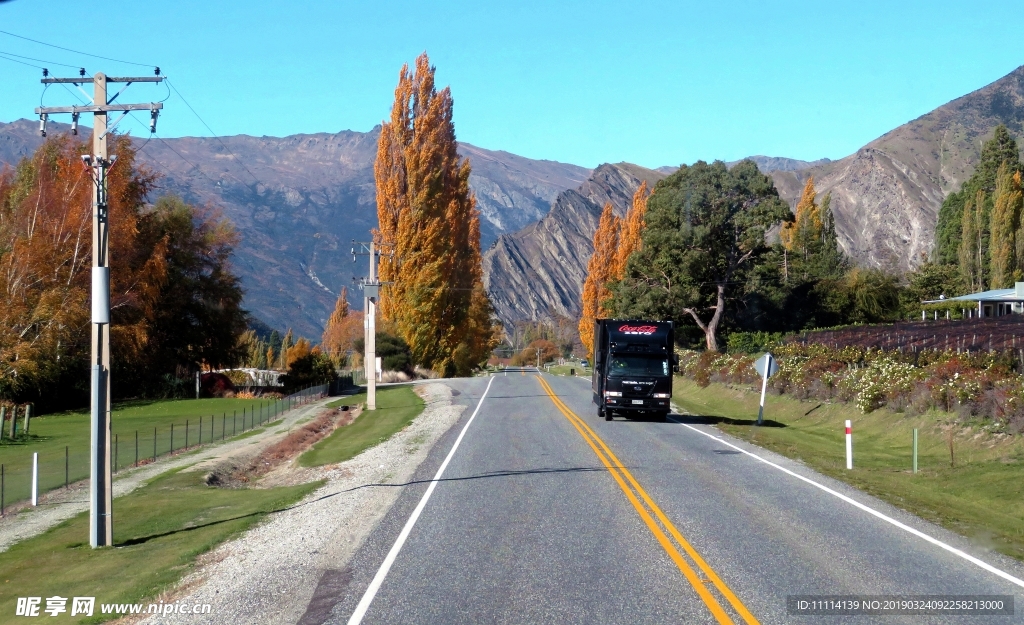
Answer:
top-left (482, 163), bottom-right (666, 327)
top-left (0, 119), bottom-right (590, 337)
top-left (770, 65), bottom-right (1024, 270)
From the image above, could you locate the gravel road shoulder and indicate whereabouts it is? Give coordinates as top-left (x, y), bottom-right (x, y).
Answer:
top-left (135, 382), bottom-right (464, 625)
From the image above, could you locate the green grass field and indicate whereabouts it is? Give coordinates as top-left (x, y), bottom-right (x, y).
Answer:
top-left (0, 469), bottom-right (319, 623)
top-left (672, 377), bottom-right (1024, 561)
top-left (0, 397), bottom-right (290, 507)
top-left (299, 385), bottom-right (425, 467)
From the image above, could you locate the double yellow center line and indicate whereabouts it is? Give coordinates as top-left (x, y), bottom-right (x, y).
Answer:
top-left (536, 375), bottom-right (759, 625)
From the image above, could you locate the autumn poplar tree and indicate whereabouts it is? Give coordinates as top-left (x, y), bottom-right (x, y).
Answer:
top-left (578, 203), bottom-right (621, 358)
top-left (990, 164), bottom-right (1023, 288)
top-left (374, 53), bottom-right (496, 376)
top-left (958, 190), bottom-right (986, 292)
top-left (612, 181), bottom-right (649, 279)
top-left (780, 177), bottom-right (823, 282)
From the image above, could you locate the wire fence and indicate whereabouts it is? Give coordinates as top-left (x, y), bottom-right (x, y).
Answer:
top-left (0, 382), bottom-right (340, 516)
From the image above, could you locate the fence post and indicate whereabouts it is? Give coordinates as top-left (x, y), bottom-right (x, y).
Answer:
top-left (0, 406), bottom-right (5, 442)
top-left (31, 452), bottom-right (38, 506)
top-left (135, 431), bottom-right (139, 468)
top-left (199, 416), bottom-right (203, 445)
top-left (170, 424), bottom-right (174, 452)
top-left (1, 463), bottom-right (4, 516)
top-left (9, 405), bottom-right (16, 438)
top-left (114, 434), bottom-right (118, 474)
top-left (153, 427), bottom-right (157, 462)
top-left (210, 415), bottom-right (214, 441)
top-left (233, 411), bottom-right (236, 436)
top-left (65, 446), bottom-right (69, 489)
top-left (845, 420), bottom-right (853, 470)
top-left (185, 420), bottom-right (189, 449)
top-left (913, 428), bottom-right (918, 474)
top-left (222, 414), bottom-right (226, 441)
top-left (23, 403), bottom-right (31, 435)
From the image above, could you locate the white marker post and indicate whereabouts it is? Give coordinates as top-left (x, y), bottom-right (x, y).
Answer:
top-left (752, 352), bottom-right (779, 426)
top-left (31, 452), bottom-right (38, 506)
top-left (845, 420), bottom-right (853, 469)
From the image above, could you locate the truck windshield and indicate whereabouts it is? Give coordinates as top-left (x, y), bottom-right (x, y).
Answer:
top-left (607, 355), bottom-right (669, 377)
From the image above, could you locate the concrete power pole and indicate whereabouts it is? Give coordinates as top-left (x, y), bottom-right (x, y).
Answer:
top-left (36, 71), bottom-right (164, 548)
top-left (365, 241), bottom-right (377, 411)
top-left (352, 241), bottom-right (393, 411)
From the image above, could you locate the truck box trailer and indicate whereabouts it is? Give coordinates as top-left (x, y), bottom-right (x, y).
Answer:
top-left (591, 319), bottom-right (678, 421)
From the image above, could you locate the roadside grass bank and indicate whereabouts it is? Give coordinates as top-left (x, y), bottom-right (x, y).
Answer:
top-left (0, 469), bottom-right (319, 623)
top-left (0, 398), bottom-right (292, 507)
top-left (546, 363), bottom-right (588, 377)
top-left (672, 377), bottom-right (1024, 561)
top-left (299, 386), bottom-right (424, 467)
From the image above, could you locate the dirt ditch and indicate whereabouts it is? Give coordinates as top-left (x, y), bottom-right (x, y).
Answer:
top-left (203, 404), bottom-right (362, 488)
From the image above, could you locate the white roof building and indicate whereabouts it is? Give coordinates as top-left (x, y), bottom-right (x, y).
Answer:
top-left (923, 282), bottom-right (1024, 318)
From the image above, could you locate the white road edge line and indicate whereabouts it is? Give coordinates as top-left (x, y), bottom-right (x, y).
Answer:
top-left (668, 415), bottom-right (1024, 589)
top-left (347, 375), bottom-right (497, 625)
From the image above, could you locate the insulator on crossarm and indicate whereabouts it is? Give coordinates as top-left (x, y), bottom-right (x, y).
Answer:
top-left (149, 108), bottom-right (159, 134)
top-left (71, 112), bottom-right (79, 136)
top-left (39, 113), bottom-right (47, 137)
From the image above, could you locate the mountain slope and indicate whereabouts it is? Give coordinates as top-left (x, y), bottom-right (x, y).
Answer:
top-left (482, 163), bottom-right (665, 327)
top-left (0, 120), bottom-right (590, 337)
top-left (771, 65), bottom-right (1024, 269)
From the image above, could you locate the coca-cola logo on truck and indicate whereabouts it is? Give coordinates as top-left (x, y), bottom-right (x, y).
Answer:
top-left (618, 324), bottom-right (658, 335)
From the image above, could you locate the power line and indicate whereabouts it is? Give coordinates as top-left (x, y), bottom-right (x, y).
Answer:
top-left (0, 51), bottom-right (45, 69)
top-left (0, 49), bottom-right (81, 69)
top-left (0, 29), bottom-right (155, 68)
top-left (165, 78), bottom-right (261, 186)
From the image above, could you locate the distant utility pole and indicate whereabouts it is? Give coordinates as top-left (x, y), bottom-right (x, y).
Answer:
top-left (35, 70), bottom-right (164, 548)
top-left (352, 241), bottom-right (394, 411)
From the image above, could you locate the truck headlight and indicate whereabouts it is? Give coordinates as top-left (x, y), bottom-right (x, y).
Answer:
top-left (605, 391), bottom-right (622, 397)
top-left (653, 393), bottom-right (670, 398)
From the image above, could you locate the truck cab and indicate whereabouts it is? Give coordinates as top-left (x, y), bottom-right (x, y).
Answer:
top-left (591, 319), bottom-right (677, 421)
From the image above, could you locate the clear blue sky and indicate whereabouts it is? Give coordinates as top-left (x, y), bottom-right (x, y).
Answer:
top-left (0, 0), bottom-right (1020, 169)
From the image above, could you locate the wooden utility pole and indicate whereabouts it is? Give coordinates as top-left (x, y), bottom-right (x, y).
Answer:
top-left (36, 71), bottom-right (163, 548)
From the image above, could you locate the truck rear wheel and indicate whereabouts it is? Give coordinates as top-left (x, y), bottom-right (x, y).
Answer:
top-left (605, 410), bottom-right (612, 421)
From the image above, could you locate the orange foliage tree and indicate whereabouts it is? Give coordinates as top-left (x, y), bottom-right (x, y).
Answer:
top-left (578, 203), bottom-right (621, 358)
top-left (612, 180), bottom-right (649, 279)
top-left (0, 135), bottom-right (167, 405)
top-left (1, 133), bottom-right (248, 408)
top-left (321, 287), bottom-right (364, 366)
top-left (374, 53), bottom-right (497, 376)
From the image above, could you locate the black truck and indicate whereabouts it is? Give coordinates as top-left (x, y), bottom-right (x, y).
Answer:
top-left (591, 319), bottom-right (677, 421)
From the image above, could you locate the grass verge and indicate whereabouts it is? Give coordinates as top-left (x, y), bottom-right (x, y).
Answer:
top-left (0, 469), bottom-right (320, 623)
top-left (300, 386), bottom-right (425, 467)
top-left (672, 377), bottom-right (1024, 561)
top-left (0, 398), bottom-right (290, 506)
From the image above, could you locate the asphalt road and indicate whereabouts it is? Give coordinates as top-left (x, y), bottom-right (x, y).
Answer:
top-left (308, 370), bottom-right (1024, 624)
